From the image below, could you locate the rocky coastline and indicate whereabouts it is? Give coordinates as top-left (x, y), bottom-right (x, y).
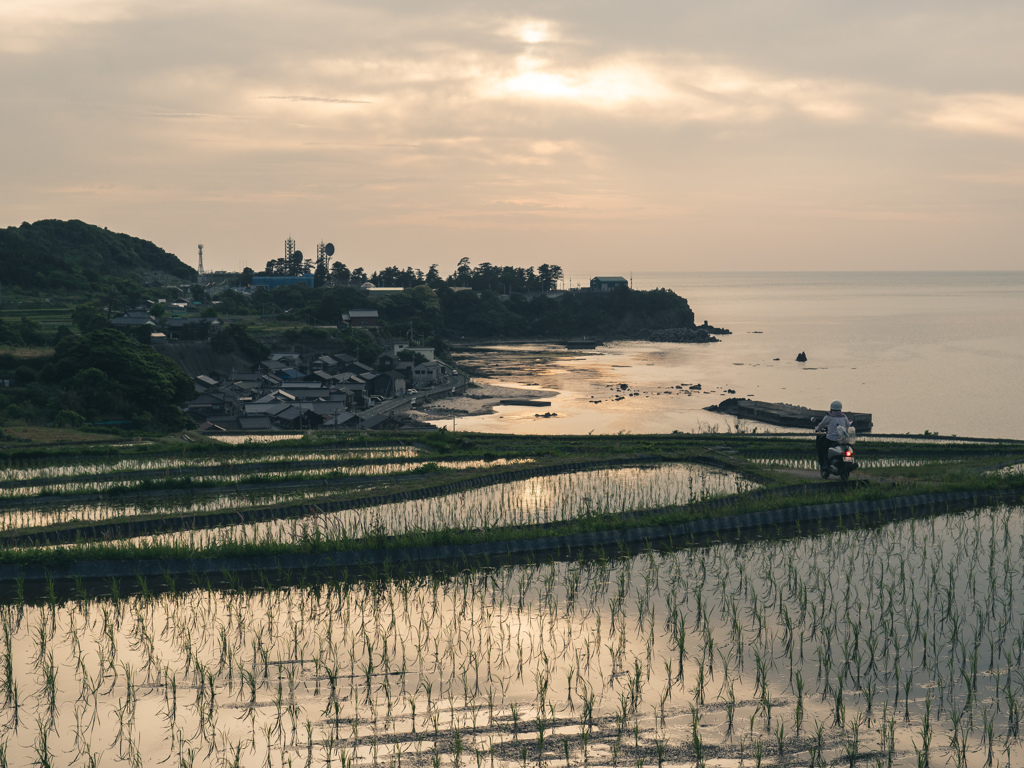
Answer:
top-left (636, 327), bottom-right (723, 343)
top-left (406, 383), bottom-right (560, 421)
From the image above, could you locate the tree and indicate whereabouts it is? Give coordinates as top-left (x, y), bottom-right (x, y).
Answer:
top-left (426, 264), bottom-right (442, 287)
top-left (538, 264), bottom-right (552, 291)
top-left (72, 304), bottom-right (109, 333)
top-left (314, 263), bottom-right (328, 288)
top-left (453, 257), bottom-right (472, 285)
top-left (549, 264), bottom-right (564, 290)
top-left (17, 317), bottom-right (47, 346)
top-left (331, 262), bottom-right (351, 283)
top-left (53, 328), bottom-right (194, 430)
top-left (210, 323), bottom-right (268, 361)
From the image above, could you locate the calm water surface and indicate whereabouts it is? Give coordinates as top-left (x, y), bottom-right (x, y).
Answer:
top-left (447, 272), bottom-right (1024, 439)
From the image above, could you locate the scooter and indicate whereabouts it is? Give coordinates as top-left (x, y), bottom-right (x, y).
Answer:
top-left (817, 424), bottom-right (858, 481)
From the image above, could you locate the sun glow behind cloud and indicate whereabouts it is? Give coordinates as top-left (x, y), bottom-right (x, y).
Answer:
top-left (510, 19), bottom-right (556, 45)
top-left (481, 53), bottom-right (866, 125)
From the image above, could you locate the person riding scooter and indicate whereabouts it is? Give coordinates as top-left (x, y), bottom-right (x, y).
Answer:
top-left (816, 400), bottom-right (852, 479)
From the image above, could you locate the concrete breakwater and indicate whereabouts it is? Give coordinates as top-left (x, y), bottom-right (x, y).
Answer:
top-left (708, 397), bottom-right (874, 432)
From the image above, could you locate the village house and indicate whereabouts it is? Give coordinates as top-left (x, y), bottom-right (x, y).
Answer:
top-left (185, 338), bottom-right (448, 432)
top-left (342, 309), bottom-right (380, 328)
top-left (112, 309), bottom-right (156, 328)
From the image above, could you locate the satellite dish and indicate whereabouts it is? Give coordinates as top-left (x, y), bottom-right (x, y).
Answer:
top-left (293, 250), bottom-right (303, 260)
top-left (325, 243), bottom-right (335, 257)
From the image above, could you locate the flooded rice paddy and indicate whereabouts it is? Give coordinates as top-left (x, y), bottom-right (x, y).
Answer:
top-left (10, 463), bottom-right (749, 552)
top-left (0, 446), bottom-right (422, 484)
top-left (113, 463), bottom-right (752, 549)
top-left (0, 458), bottom-right (534, 531)
top-left (0, 505), bottom-right (1021, 767)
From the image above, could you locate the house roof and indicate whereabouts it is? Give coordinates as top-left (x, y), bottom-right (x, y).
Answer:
top-left (342, 361), bottom-right (374, 373)
top-left (112, 316), bottom-right (155, 326)
top-left (324, 412), bottom-right (358, 427)
top-left (188, 392), bottom-right (233, 405)
top-left (238, 415), bottom-right (272, 430)
top-left (244, 402), bottom-right (291, 416)
top-left (166, 317), bottom-right (218, 327)
top-left (273, 406), bottom-right (303, 422)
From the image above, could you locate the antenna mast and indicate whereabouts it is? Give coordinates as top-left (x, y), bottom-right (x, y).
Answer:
top-left (197, 244), bottom-right (204, 278)
top-left (316, 241), bottom-right (335, 283)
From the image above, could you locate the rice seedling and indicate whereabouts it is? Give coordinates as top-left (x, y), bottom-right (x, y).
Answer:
top-left (0, 440), bottom-right (1023, 768)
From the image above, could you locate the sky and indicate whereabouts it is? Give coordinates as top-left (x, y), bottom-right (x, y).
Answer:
top-left (3, 0), bottom-right (1024, 277)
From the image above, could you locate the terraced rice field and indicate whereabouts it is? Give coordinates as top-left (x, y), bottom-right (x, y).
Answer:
top-left (1, 504), bottom-right (1023, 767)
top-left (1, 431), bottom-right (1023, 767)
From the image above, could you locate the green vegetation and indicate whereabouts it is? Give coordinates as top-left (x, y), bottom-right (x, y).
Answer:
top-left (220, 280), bottom-right (696, 340)
top-left (0, 328), bottom-right (193, 433)
top-left (0, 218), bottom-right (195, 294)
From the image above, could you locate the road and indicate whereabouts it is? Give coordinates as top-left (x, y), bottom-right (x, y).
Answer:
top-left (354, 374), bottom-right (470, 427)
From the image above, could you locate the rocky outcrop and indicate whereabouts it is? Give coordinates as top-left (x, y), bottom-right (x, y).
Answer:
top-left (638, 327), bottom-right (721, 343)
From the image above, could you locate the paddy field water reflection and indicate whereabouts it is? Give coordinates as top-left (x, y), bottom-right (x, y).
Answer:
top-left (1, 503), bottom-right (1021, 767)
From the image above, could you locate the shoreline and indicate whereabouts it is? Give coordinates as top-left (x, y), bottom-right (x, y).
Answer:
top-left (448, 328), bottom-right (726, 348)
top-left (406, 382), bottom-right (560, 420)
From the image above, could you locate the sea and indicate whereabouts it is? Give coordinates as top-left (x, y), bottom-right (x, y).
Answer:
top-left (442, 271), bottom-right (1024, 440)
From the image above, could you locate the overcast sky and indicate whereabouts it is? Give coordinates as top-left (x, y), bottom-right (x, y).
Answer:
top-left (3, 0), bottom-right (1024, 276)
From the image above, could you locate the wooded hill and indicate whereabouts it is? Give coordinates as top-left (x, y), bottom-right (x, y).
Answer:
top-left (0, 219), bottom-right (196, 293)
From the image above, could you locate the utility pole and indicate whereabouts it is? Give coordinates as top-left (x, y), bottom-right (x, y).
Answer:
top-left (198, 245), bottom-right (204, 278)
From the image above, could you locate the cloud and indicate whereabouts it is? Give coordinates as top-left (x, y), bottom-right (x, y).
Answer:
top-left (259, 95), bottom-right (373, 105)
top-left (4, 1), bottom-right (1024, 270)
top-left (921, 93), bottom-right (1024, 138)
top-left (499, 19), bottom-right (560, 45)
top-left (0, 0), bottom-right (138, 52)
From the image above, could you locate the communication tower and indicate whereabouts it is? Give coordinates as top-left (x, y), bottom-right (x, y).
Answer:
top-left (285, 237), bottom-right (296, 262)
top-left (316, 241), bottom-right (335, 275)
top-left (197, 244), bottom-right (204, 278)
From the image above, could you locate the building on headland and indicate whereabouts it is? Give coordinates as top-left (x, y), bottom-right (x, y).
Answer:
top-left (362, 284), bottom-right (406, 296)
top-left (590, 276), bottom-right (629, 292)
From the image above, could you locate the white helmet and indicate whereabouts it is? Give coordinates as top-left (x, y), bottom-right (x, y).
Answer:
top-left (830, 400), bottom-right (842, 411)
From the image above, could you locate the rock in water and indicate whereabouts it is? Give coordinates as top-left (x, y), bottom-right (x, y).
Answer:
top-left (796, 351), bottom-right (807, 362)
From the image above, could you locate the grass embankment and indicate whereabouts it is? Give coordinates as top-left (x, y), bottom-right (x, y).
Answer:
top-left (0, 431), bottom-right (1021, 576)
